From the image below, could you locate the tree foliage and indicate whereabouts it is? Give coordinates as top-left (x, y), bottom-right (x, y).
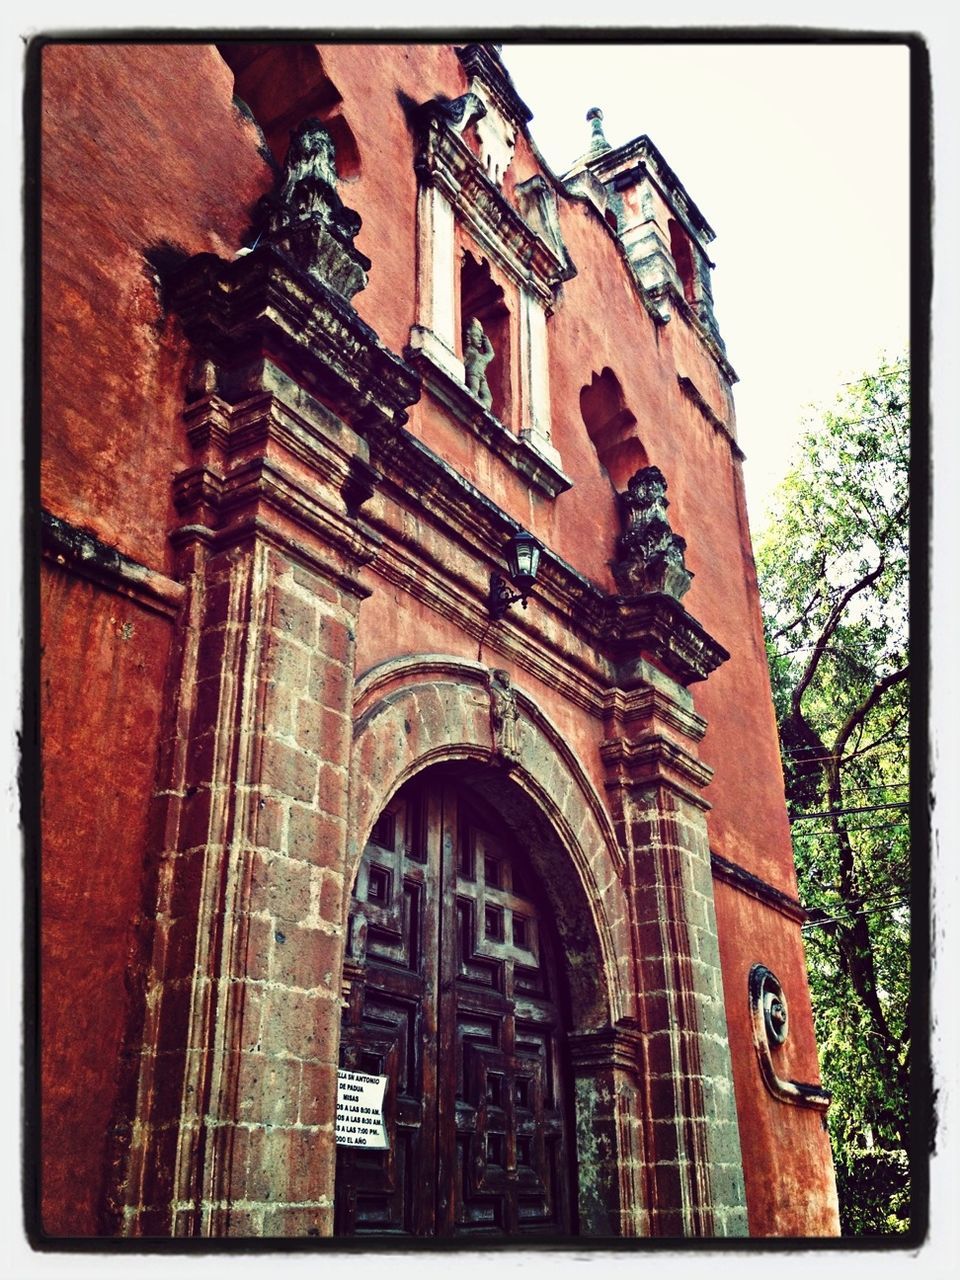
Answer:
top-left (755, 355), bottom-right (910, 1235)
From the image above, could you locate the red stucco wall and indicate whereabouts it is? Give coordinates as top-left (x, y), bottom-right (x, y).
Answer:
top-left (40, 564), bottom-right (173, 1234)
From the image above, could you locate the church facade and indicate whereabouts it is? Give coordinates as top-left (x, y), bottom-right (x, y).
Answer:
top-left (37, 40), bottom-right (840, 1240)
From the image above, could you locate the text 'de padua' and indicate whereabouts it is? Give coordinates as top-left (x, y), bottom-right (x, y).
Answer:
top-left (335, 1070), bottom-right (389, 1148)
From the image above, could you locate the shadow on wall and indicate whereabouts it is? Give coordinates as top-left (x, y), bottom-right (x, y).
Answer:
top-left (580, 366), bottom-right (648, 490)
top-left (217, 41), bottom-right (361, 179)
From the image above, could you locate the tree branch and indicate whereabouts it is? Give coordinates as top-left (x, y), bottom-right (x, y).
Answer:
top-left (791, 558), bottom-right (887, 721)
top-left (834, 666), bottom-right (910, 764)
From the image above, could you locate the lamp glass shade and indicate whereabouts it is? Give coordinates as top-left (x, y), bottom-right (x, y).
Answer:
top-left (506, 531), bottom-right (541, 595)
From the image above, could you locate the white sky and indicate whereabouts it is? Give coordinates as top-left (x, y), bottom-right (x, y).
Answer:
top-left (501, 42), bottom-right (911, 531)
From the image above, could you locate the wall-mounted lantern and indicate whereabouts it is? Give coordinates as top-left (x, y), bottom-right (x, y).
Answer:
top-left (489, 530), bottom-right (543, 619)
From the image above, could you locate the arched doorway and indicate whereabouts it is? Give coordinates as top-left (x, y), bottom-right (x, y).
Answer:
top-left (335, 769), bottom-right (576, 1237)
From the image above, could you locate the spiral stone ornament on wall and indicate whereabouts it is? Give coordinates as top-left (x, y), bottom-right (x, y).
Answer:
top-left (748, 964), bottom-right (830, 1112)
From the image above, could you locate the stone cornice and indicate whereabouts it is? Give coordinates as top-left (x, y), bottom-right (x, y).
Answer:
top-left (586, 135), bottom-right (716, 248)
top-left (567, 1024), bottom-right (644, 1076)
top-left (600, 732), bottom-right (715, 805)
top-left (368, 420), bottom-right (728, 688)
top-left (645, 281), bottom-right (739, 385)
top-left (677, 374), bottom-right (744, 458)
top-left (611, 593), bottom-right (731, 686)
top-left (602, 684), bottom-right (707, 744)
top-left (170, 385), bottom-right (381, 600)
top-left (168, 245), bottom-right (421, 437)
top-left (455, 43), bottom-right (534, 128)
top-left (710, 853), bottom-right (807, 925)
top-left (416, 107), bottom-right (573, 303)
top-left (41, 509), bottom-right (186, 619)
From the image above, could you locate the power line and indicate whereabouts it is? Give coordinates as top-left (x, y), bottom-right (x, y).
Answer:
top-left (793, 821), bottom-right (909, 836)
top-left (805, 886), bottom-right (907, 909)
top-left (829, 783), bottom-right (910, 798)
top-left (781, 736), bottom-right (910, 766)
top-left (790, 801), bottom-right (909, 822)
top-left (801, 899), bottom-right (910, 932)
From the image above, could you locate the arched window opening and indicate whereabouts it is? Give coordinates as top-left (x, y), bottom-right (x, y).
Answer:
top-left (579, 367), bottom-right (648, 490)
top-left (216, 42), bottom-right (361, 178)
top-left (668, 218), bottom-right (697, 305)
top-left (460, 250), bottom-right (512, 423)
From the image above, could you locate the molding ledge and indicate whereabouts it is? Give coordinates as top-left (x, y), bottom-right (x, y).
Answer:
top-left (710, 852), bottom-right (807, 925)
top-left (404, 336), bottom-right (572, 499)
top-left (677, 374), bottom-right (745, 460)
top-left (41, 509), bottom-right (186, 619)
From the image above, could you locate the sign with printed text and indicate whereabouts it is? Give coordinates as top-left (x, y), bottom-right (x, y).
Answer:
top-left (335, 1069), bottom-right (389, 1148)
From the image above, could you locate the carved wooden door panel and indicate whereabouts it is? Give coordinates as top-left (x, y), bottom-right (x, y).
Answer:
top-left (336, 779), bottom-right (574, 1238)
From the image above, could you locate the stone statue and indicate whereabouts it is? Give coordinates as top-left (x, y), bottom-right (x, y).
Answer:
top-left (612, 465), bottom-right (694, 600)
top-left (260, 118), bottom-right (371, 299)
top-left (489, 668), bottom-right (521, 764)
top-left (464, 317), bottom-right (495, 409)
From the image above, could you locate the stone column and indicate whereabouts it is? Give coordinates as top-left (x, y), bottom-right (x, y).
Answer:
top-left (568, 1027), bottom-right (649, 1237)
top-left (517, 286), bottom-right (562, 469)
top-left (409, 182), bottom-right (464, 382)
top-left (602, 655), bottom-right (748, 1237)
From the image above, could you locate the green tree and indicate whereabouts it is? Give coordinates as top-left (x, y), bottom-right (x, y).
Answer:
top-left (755, 355), bottom-right (910, 1235)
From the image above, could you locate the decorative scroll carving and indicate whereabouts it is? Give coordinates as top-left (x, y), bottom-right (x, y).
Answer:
top-left (515, 175), bottom-right (575, 279)
top-left (612, 465), bottom-right (693, 601)
top-left (435, 91), bottom-right (486, 135)
top-left (259, 118), bottom-right (371, 299)
top-left (464, 317), bottom-right (495, 408)
top-left (488, 668), bottom-right (521, 763)
top-left (748, 964), bottom-right (831, 1112)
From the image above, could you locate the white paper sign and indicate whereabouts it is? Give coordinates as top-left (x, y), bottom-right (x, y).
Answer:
top-left (335, 1069), bottom-right (389, 1148)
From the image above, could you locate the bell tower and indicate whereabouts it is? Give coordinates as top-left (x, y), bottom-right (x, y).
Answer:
top-left (564, 107), bottom-right (729, 365)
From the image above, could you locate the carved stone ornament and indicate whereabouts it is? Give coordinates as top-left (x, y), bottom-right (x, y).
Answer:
top-left (748, 964), bottom-right (831, 1112)
top-left (259, 118), bottom-right (371, 299)
top-left (612, 465), bottom-right (694, 601)
top-left (435, 92), bottom-right (487, 135)
top-left (464, 317), bottom-right (495, 408)
top-left (488, 667), bottom-right (522, 764)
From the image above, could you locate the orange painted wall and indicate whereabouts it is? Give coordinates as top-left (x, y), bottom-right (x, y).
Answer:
top-left (40, 43), bottom-right (273, 572)
top-left (714, 879), bottom-right (840, 1236)
top-left (40, 564), bottom-right (174, 1234)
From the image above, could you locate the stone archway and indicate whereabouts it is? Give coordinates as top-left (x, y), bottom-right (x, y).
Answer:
top-left (343, 655), bottom-right (645, 1235)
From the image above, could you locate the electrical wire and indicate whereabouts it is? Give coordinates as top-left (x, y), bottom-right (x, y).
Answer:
top-left (801, 899), bottom-right (910, 932)
top-left (792, 821), bottom-right (910, 836)
top-left (790, 801), bottom-right (909, 821)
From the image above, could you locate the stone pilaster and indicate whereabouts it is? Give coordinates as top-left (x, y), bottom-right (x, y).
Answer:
top-left (119, 197), bottom-right (419, 1236)
top-left (568, 1027), bottom-right (648, 1237)
top-left (517, 285), bottom-right (562, 469)
top-left (410, 181), bottom-right (463, 382)
top-left (603, 651), bottom-right (747, 1237)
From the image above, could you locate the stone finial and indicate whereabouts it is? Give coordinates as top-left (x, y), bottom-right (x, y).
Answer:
top-left (586, 106), bottom-right (611, 155)
top-left (612, 465), bottom-right (694, 600)
top-left (260, 118), bottom-right (371, 299)
top-left (464, 317), bottom-right (495, 409)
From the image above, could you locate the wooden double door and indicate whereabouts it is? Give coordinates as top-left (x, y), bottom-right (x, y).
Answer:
top-left (335, 776), bottom-right (575, 1237)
